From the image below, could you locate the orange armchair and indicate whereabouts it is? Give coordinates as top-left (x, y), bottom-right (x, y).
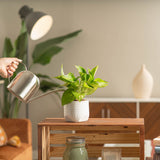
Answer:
top-left (0, 119), bottom-right (32, 160)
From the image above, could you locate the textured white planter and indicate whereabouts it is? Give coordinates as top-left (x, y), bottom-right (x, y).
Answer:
top-left (64, 100), bottom-right (89, 122)
top-left (132, 64), bottom-right (153, 99)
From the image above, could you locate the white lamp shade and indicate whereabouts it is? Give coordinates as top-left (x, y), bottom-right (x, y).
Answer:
top-left (19, 6), bottom-right (53, 40)
top-left (30, 15), bottom-right (53, 40)
top-left (24, 12), bottom-right (53, 40)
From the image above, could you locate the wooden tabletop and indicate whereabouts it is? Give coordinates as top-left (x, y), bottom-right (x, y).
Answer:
top-left (38, 118), bottom-right (144, 126)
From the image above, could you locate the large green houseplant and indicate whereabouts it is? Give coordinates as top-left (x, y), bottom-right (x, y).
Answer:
top-left (55, 65), bottom-right (108, 122)
top-left (0, 21), bottom-right (82, 118)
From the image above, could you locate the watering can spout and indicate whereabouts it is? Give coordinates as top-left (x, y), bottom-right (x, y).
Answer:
top-left (26, 88), bottom-right (64, 103)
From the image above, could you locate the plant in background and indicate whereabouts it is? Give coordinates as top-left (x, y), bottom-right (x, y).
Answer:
top-left (55, 65), bottom-right (108, 106)
top-left (0, 20), bottom-right (82, 118)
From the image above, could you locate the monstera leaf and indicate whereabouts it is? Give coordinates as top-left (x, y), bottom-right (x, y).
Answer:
top-left (2, 38), bottom-right (14, 57)
top-left (15, 31), bottom-right (28, 60)
top-left (32, 30), bottom-right (82, 65)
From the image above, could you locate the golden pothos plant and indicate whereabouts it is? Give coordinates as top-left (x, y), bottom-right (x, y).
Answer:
top-left (55, 65), bottom-right (108, 106)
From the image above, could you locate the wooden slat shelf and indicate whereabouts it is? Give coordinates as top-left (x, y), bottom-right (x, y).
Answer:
top-left (50, 146), bottom-right (140, 157)
top-left (39, 118), bottom-right (144, 126)
top-left (50, 133), bottom-right (139, 144)
top-left (38, 118), bottom-right (144, 160)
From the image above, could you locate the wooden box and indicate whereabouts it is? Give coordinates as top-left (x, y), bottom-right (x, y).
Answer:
top-left (38, 118), bottom-right (144, 160)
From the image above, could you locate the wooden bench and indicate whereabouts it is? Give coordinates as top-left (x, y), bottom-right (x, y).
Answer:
top-left (38, 118), bottom-right (144, 160)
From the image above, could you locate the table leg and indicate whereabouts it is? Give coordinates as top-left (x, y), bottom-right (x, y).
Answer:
top-left (38, 125), bottom-right (42, 160)
top-left (42, 126), bottom-right (50, 160)
top-left (46, 126), bottom-right (50, 160)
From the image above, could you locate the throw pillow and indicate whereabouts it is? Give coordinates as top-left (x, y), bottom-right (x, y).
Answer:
top-left (0, 125), bottom-right (7, 146)
top-left (8, 135), bottom-right (21, 147)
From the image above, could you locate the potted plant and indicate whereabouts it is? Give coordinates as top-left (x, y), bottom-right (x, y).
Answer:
top-left (55, 65), bottom-right (108, 122)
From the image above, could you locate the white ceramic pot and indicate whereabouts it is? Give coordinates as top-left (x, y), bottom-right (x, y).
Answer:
top-left (64, 100), bottom-right (89, 122)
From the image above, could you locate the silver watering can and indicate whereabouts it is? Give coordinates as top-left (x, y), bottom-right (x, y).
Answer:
top-left (7, 63), bottom-right (64, 103)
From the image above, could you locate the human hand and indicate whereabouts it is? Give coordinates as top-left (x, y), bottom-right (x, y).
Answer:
top-left (0, 58), bottom-right (22, 78)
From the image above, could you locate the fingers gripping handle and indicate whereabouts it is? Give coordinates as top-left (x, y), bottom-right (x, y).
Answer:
top-left (8, 62), bottom-right (27, 83)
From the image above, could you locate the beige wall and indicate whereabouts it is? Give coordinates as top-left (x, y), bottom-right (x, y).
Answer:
top-left (1, 0), bottom-right (160, 150)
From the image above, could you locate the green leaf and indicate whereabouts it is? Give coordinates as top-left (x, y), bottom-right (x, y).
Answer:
top-left (39, 80), bottom-right (61, 92)
top-left (66, 80), bottom-right (79, 89)
top-left (36, 74), bottom-right (62, 92)
top-left (48, 29), bottom-right (82, 44)
top-left (89, 66), bottom-right (98, 77)
top-left (35, 30), bottom-right (82, 48)
top-left (33, 45), bottom-right (63, 65)
top-left (2, 38), bottom-right (14, 57)
top-left (75, 65), bottom-right (87, 74)
top-left (36, 74), bottom-right (52, 80)
top-left (82, 81), bottom-right (91, 89)
top-left (80, 73), bottom-right (90, 81)
top-left (20, 20), bottom-right (27, 34)
top-left (2, 82), bottom-right (11, 118)
top-left (56, 72), bottom-right (76, 83)
top-left (75, 65), bottom-right (89, 81)
top-left (10, 98), bottom-right (21, 118)
top-left (87, 73), bottom-right (94, 82)
top-left (62, 89), bottom-right (75, 106)
top-left (81, 82), bottom-right (96, 95)
top-left (61, 64), bottom-right (64, 75)
top-left (86, 88), bottom-right (97, 95)
top-left (15, 31), bottom-right (28, 59)
top-left (94, 78), bottom-right (108, 88)
top-left (72, 91), bottom-right (85, 101)
top-left (32, 30), bottom-right (82, 65)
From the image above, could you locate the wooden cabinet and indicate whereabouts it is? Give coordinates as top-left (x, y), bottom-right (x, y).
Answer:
top-left (90, 102), bottom-right (136, 118)
top-left (140, 103), bottom-right (160, 139)
top-left (88, 98), bottom-right (160, 140)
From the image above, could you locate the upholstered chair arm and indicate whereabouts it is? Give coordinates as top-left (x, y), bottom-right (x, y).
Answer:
top-left (0, 119), bottom-right (32, 144)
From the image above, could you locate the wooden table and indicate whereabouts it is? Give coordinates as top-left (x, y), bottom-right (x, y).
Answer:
top-left (38, 118), bottom-right (144, 160)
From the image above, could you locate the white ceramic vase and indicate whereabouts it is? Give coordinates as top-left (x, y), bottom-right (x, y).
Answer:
top-left (64, 100), bottom-right (89, 122)
top-left (132, 64), bottom-right (153, 99)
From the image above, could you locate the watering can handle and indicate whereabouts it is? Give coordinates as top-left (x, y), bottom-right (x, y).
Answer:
top-left (8, 62), bottom-right (27, 83)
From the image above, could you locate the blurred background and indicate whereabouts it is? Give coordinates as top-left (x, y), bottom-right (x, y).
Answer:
top-left (0, 0), bottom-right (160, 153)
